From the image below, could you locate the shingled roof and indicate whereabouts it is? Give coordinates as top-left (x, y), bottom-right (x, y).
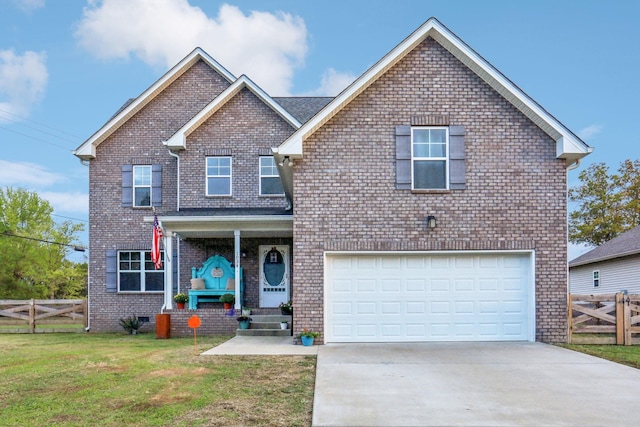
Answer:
top-left (569, 225), bottom-right (640, 267)
top-left (273, 97), bottom-right (333, 123)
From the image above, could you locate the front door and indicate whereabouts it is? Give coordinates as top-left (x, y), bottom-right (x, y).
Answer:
top-left (259, 245), bottom-right (289, 308)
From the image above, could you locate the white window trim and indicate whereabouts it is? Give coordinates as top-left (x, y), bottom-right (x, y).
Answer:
top-left (410, 126), bottom-right (449, 190)
top-left (132, 165), bottom-right (152, 207)
top-left (259, 156), bottom-right (284, 196)
top-left (206, 156), bottom-right (232, 197)
top-left (593, 270), bottom-right (600, 287)
top-left (117, 250), bottom-right (164, 293)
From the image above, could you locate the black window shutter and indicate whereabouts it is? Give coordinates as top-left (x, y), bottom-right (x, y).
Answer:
top-left (106, 250), bottom-right (117, 293)
top-left (395, 125), bottom-right (412, 190)
top-left (122, 165), bottom-right (133, 207)
top-left (151, 164), bottom-right (162, 207)
top-left (449, 126), bottom-right (466, 190)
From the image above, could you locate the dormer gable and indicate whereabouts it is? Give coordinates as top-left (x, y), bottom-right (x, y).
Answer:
top-left (74, 47), bottom-right (236, 160)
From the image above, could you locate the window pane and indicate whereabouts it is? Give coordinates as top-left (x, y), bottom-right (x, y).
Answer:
top-left (120, 273), bottom-right (141, 291)
top-left (145, 273), bottom-right (164, 291)
top-left (133, 166), bottom-right (151, 185)
top-left (430, 143), bottom-right (446, 157)
top-left (429, 129), bottom-right (447, 142)
top-left (120, 252), bottom-right (130, 261)
top-left (208, 177), bottom-right (230, 195)
top-left (134, 187), bottom-right (151, 206)
top-left (131, 262), bottom-right (141, 270)
top-left (131, 252), bottom-right (141, 261)
top-left (261, 177), bottom-right (284, 195)
top-left (414, 161), bottom-right (446, 189)
top-left (413, 142), bottom-right (429, 157)
top-left (413, 129), bottom-right (429, 143)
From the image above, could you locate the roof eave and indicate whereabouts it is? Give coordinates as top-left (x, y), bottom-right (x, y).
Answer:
top-left (569, 250), bottom-right (640, 268)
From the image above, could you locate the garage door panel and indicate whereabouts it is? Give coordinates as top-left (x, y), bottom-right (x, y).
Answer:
top-left (326, 253), bottom-right (533, 342)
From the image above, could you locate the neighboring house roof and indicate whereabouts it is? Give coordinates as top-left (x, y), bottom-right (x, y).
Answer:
top-left (73, 47), bottom-right (236, 160)
top-left (275, 17), bottom-right (592, 164)
top-left (273, 97), bottom-right (334, 124)
top-left (569, 225), bottom-right (640, 267)
top-left (164, 75), bottom-right (302, 151)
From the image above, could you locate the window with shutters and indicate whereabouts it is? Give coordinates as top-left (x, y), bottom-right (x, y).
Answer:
top-left (206, 156), bottom-right (232, 196)
top-left (593, 270), bottom-right (600, 287)
top-left (412, 127), bottom-right (448, 190)
top-left (118, 250), bottom-right (164, 292)
top-left (133, 165), bottom-right (152, 207)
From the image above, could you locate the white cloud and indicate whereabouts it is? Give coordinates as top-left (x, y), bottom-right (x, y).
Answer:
top-left (578, 124), bottom-right (603, 140)
top-left (39, 191), bottom-right (89, 215)
top-left (0, 50), bottom-right (48, 121)
top-left (13, 0), bottom-right (45, 12)
top-left (75, 0), bottom-right (307, 95)
top-left (302, 68), bottom-right (357, 96)
top-left (0, 160), bottom-right (64, 186)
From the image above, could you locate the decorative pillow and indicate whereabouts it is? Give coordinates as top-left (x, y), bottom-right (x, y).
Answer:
top-left (226, 278), bottom-right (235, 290)
top-left (190, 278), bottom-right (205, 290)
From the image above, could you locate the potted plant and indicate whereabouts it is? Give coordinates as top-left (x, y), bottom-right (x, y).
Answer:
top-left (279, 300), bottom-right (293, 315)
top-left (242, 306), bottom-right (252, 316)
top-left (119, 314), bottom-right (141, 335)
top-left (237, 315), bottom-right (252, 330)
top-left (220, 293), bottom-right (235, 310)
top-left (297, 328), bottom-right (320, 346)
top-left (173, 293), bottom-right (188, 309)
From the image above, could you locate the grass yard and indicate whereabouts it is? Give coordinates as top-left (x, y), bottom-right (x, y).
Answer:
top-left (559, 344), bottom-right (640, 369)
top-left (0, 333), bottom-right (316, 427)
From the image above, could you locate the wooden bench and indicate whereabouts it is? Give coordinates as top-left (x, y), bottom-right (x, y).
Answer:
top-left (188, 255), bottom-right (243, 309)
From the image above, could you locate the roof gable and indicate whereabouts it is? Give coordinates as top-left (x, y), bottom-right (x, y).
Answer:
top-left (74, 47), bottom-right (236, 160)
top-left (164, 75), bottom-right (301, 151)
top-left (275, 17), bottom-right (592, 163)
top-left (569, 225), bottom-right (640, 267)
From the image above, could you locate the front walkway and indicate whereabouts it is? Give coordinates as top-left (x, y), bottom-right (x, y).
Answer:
top-left (200, 335), bottom-right (319, 356)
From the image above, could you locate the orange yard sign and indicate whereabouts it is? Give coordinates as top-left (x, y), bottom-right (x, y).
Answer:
top-left (188, 315), bottom-right (201, 355)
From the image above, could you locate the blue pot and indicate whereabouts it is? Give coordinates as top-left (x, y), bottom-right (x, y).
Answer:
top-left (301, 336), bottom-right (314, 346)
top-left (239, 320), bottom-right (250, 330)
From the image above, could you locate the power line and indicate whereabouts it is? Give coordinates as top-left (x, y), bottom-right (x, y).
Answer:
top-left (0, 231), bottom-right (86, 252)
top-left (0, 125), bottom-right (75, 151)
top-left (0, 107), bottom-right (83, 141)
top-left (51, 213), bottom-right (89, 224)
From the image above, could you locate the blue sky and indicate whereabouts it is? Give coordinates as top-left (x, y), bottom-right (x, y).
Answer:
top-left (1, 0), bottom-right (638, 262)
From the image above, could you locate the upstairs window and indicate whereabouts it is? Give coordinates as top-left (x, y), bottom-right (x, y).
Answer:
top-left (206, 156), bottom-right (232, 196)
top-left (133, 165), bottom-right (152, 207)
top-left (118, 250), bottom-right (164, 292)
top-left (593, 270), bottom-right (600, 287)
top-left (260, 156), bottom-right (284, 195)
top-left (411, 127), bottom-right (448, 190)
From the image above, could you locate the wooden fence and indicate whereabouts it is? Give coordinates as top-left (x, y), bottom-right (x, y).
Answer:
top-left (569, 293), bottom-right (640, 345)
top-left (0, 299), bottom-right (87, 333)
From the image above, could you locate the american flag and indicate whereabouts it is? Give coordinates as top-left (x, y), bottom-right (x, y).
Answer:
top-left (151, 213), bottom-right (163, 270)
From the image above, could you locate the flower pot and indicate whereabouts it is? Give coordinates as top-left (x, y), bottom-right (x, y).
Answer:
top-left (223, 302), bottom-right (232, 310)
top-left (280, 308), bottom-right (292, 315)
top-left (301, 336), bottom-right (314, 346)
top-left (280, 322), bottom-right (288, 330)
top-left (176, 302), bottom-right (185, 310)
top-left (242, 309), bottom-right (251, 316)
top-left (239, 320), bottom-right (251, 330)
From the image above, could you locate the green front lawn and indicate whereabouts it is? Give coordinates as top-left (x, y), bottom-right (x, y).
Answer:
top-left (0, 333), bottom-right (316, 427)
top-left (559, 344), bottom-right (640, 369)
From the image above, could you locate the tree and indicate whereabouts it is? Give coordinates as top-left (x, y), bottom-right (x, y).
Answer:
top-left (0, 187), bottom-right (85, 299)
top-left (569, 160), bottom-right (640, 246)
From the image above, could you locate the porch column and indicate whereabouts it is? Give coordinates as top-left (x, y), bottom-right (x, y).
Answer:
top-left (234, 230), bottom-right (241, 309)
top-left (163, 231), bottom-right (173, 310)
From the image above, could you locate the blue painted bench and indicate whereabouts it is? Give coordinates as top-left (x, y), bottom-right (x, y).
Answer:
top-left (188, 255), bottom-right (243, 309)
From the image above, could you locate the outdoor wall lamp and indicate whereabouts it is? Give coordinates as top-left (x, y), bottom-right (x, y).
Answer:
top-left (426, 215), bottom-right (437, 229)
top-left (278, 157), bottom-right (294, 167)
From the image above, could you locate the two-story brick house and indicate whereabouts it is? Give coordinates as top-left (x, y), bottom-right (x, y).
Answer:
top-left (75, 18), bottom-right (591, 343)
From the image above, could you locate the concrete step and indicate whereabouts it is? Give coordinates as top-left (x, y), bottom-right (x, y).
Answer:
top-left (236, 328), bottom-right (292, 337)
top-left (249, 315), bottom-right (292, 323)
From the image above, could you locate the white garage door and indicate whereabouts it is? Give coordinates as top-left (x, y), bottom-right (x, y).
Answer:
top-left (325, 252), bottom-right (533, 343)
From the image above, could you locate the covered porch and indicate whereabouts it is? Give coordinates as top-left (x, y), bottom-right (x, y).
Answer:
top-left (149, 208), bottom-right (293, 312)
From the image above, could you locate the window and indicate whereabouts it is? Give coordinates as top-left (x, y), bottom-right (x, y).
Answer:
top-left (206, 157), bottom-right (232, 196)
top-left (411, 127), bottom-right (448, 190)
top-left (260, 156), bottom-right (284, 195)
top-left (118, 250), bottom-right (164, 292)
top-left (133, 165), bottom-right (152, 207)
top-left (593, 270), bottom-right (600, 287)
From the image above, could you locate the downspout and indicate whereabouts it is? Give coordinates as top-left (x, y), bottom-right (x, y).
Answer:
top-left (565, 157), bottom-right (582, 340)
top-left (80, 159), bottom-right (91, 332)
top-left (167, 148), bottom-right (180, 211)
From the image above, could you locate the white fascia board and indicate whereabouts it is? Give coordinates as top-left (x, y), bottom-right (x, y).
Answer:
top-left (74, 47), bottom-right (236, 160)
top-left (278, 17), bottom-right (592, 162)
top-left (164, 75), bottom-right (301, 150)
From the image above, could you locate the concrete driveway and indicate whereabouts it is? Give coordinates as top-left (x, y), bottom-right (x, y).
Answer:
top-left (313, 342), bottom-right (640, 427)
